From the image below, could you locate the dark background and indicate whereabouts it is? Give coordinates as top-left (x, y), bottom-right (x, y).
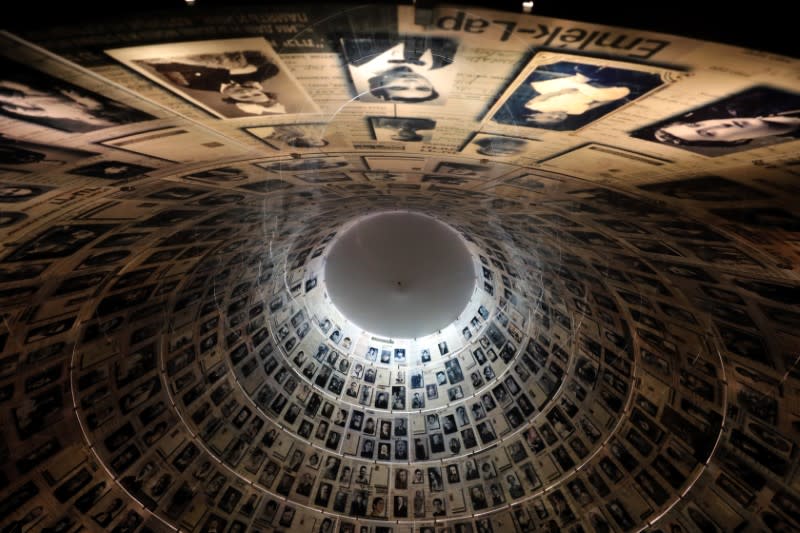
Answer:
top-left (5, 0), bottom-right (794, 57)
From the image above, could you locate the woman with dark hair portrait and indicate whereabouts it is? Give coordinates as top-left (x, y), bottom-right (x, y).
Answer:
top-left (0, 63), bottom-right (151, 132)
top-left (655, 113), bottom-right (800, 147)
top-left (637, 86), bottom-right (800, 154)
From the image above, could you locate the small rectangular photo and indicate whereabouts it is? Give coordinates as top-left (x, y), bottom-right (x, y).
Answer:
top-left (69, 161), bottom-right (156, 180)
top-left (0, 182), bottom-right (53, 204)
top-left (460, 132), bottom-right (535, 158)
top-left (432, 161), bottom-right (489, 177)
top-left (0, 136), bottom-right (98, 171)
top-left (369, 117), bottom-right (436, 142)
top-left (420, 175), bottom-right (473, 186)
top-left (246, 123), bottom-right (336, 151)
top-left (3, 224), bottom-right (113, 262)
top-left (631, 85), bottom-right (800, 156)
top-left (256, 156), bottom-right (349, 174)
top-left (340, 35), bottom-right (460, 105)
top-left (106, 37), bottom-right (319, 119)
top-left (486, 51), bottom-right (669, 131)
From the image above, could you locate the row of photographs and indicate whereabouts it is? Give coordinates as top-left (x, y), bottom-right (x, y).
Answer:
top-left (3, 407), bottom-right (795, 533)
top-left (3, 176), bottom-right (792, 382)
top-left (1, 180), bottom-right (795, 391)
top-left (0, 176), bottom-right (796, 520)
top-left (2, 31), bottom-right (799, 179)
top-left (3, 264), bottom-right (775, 468)
top-left (16, 431), bottom-right (790, 533)
top-left (4, 161), bottom-right (799, 268)
top-left (101, 37), bottom-right (800, 157)
top-left (0, 49), bottom-right (797, 212)
top-left (1, 252), bottom-right (792, 528)
top-left (76, 235), bottom-right (724, 488)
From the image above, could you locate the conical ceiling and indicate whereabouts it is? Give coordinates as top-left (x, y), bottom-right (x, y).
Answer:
top-left (0, 3), bottom-right (799, 533)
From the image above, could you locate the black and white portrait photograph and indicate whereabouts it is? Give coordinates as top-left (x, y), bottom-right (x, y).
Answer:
top-left (107, 38), bottom-right (318, 118)
top-left (488, 53), bottom-right (665, 131)
top-left (69, 160), bottom-right (155, 181)
top-left (0, 135), bottom-right (97, 171)
top-left (246, 123), bottom-right (335, 151)
top-left (0, 182), bottom-right (52, 203)
top-left (3, 224), bottom-right (113, 262)
top-left (369, 117), bottom-right (436, 142)
top-left (632, 86), bottom-right (800, 156)
top-left (0, 57), bottom-right (153, 132)
top-left (257, 156), bottom-right (349, 174)
top-left (340, 35), bottom-right (459, 105)
top-left (462, 133), bottom-right (531, 158)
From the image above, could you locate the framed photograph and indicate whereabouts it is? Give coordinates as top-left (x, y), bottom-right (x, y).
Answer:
top-left (340, 35), bottom-right (459, 105)
top-left (632, 86), bottom-right (800, 156)
top-left (460, 132), bottom-right (533, 158)
top-left (69, 161), bottom-right (155, 180)
top-left (107, 37), bottom-right (318, 118)
top-left (485, 52), bottom-right (669, 131)
top-left (0, 182), bottom-right (53, 204)
top-left (369, 117), bottom-right (436, 142)
top-left (425, 384), bottom-right (438, 400)
top-left (246, 123), bottom-right (335, 151)
top-left (0, 56), bottom-right (153, 132)
top-left (257, 156), bottom-right (348, 174)
top-left (3, 224), bottom-right (113, 263)
top-left (0, 135), bottom-right (97, 171)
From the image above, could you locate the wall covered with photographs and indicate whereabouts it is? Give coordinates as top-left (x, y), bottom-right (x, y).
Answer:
top-left (0, 3), bottom-right (799, 533)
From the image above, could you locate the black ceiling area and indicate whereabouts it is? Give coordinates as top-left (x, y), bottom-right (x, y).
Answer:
top-left (0, 2), bottom-right (798, 533)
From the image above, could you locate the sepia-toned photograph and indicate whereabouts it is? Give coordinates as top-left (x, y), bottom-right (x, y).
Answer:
top-left (107, 37), bottom-right (319, 118)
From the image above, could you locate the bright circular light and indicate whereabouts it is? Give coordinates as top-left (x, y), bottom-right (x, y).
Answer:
top-left (324, 211), bottom-right (476, 339)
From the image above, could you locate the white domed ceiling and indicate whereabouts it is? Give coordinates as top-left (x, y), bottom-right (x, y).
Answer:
top-left (0, 3), bottom-right (798, 533)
